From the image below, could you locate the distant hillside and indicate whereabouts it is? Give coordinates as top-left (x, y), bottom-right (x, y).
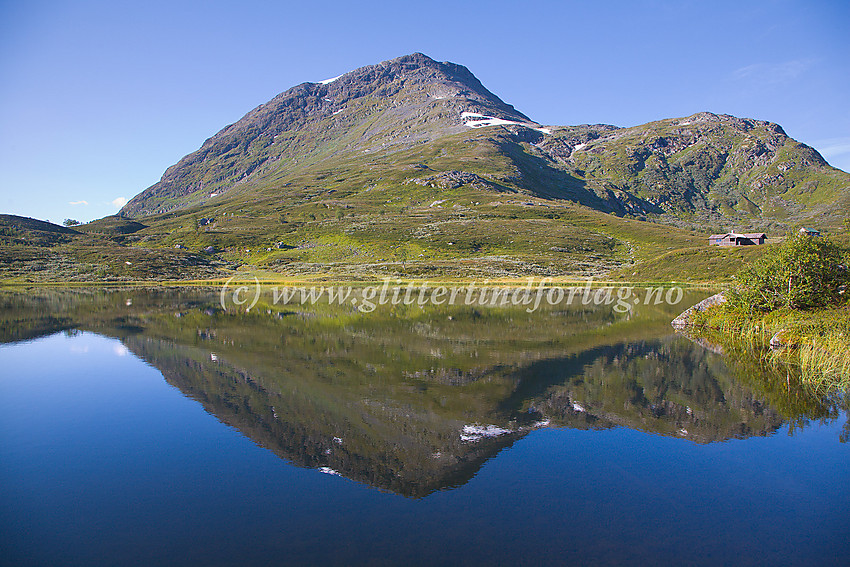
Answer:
top-left (536, 112), bottom-right (850, 229)
top-left (0, 214), bottom-right (228, 282)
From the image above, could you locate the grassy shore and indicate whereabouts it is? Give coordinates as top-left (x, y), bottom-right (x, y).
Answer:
top-left (691, 304), bottom-right (850, 391)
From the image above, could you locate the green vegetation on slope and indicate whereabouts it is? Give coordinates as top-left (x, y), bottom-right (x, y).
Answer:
top-left (0, 213), bottom-right (230, 282)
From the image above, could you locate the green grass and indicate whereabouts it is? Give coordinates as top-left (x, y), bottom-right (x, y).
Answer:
top-left (691, 304), bottom-right (850, 391)
top-left (610, 242), bottom-right (771, 282)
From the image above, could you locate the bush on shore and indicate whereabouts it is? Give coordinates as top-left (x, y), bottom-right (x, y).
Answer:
top-left (726, 232), bottom-right (848, 315)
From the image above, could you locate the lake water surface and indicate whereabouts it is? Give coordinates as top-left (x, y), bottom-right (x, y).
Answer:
top-left (1, 288), bottom-right (847, 566)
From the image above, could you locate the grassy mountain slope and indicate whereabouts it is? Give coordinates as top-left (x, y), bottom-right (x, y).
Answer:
top-left (540, 112), bottom-right (850, 230)
top-left (102, 126), bottom-right (716, 280)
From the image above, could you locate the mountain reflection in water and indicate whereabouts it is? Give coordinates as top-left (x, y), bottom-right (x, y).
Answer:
top-left (1, 287), bottom-right (844, 497)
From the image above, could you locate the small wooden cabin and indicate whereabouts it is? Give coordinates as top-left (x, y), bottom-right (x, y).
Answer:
top-left (708, 232), bottom-right (767, 246)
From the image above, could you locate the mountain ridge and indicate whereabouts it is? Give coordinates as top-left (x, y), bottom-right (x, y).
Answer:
top-left (120, 52), bottom-right (849, 233)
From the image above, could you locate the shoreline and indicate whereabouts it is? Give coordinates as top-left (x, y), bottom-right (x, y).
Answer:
top-left (0, 277), bottom-right (722, 289)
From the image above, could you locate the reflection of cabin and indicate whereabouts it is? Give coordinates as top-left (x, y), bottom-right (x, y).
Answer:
top-left (798, 227), bottom-right (821, 237)
top-left (708, 232), bottom-right (767, 246)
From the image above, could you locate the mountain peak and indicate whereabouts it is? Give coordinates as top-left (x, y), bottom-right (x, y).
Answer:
top-left (122, 53), bottom-right (532, 217)
top-left (309, 52), bottom-right (439, 86)
top-left (302, 52), bottom-right (527, 120)
top-left (677, 111), bottom-right (785, 135)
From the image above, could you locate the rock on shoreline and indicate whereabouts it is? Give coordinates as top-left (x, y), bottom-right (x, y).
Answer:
top-left (671, 293), bottom-right (726, 329)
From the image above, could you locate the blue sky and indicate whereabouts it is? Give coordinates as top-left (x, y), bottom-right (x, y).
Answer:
top-left (1, 0), bottom-right (848, 223)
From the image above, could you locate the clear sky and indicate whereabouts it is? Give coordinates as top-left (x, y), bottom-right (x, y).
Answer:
top-left (1, 0), bottom-right (848, 223)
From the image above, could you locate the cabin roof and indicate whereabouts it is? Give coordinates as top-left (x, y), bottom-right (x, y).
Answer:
top-left (708, 232), bottom-right (766, 239)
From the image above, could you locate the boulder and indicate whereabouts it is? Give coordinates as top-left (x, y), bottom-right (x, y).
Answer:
top-left (671, 293), bottom-right (726, 329)
top-left (769, 329), bottom-right (793, 349)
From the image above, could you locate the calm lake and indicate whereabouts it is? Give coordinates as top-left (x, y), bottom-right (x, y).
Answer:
top-left (1, 287), bottom-right (847, 566)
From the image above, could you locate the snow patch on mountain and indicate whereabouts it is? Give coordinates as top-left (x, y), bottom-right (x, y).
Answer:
top-left (461, 112), bottom-right (550, 134)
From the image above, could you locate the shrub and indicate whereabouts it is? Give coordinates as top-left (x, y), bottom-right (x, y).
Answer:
top-left (727, 232), bottom-right (848, 314)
